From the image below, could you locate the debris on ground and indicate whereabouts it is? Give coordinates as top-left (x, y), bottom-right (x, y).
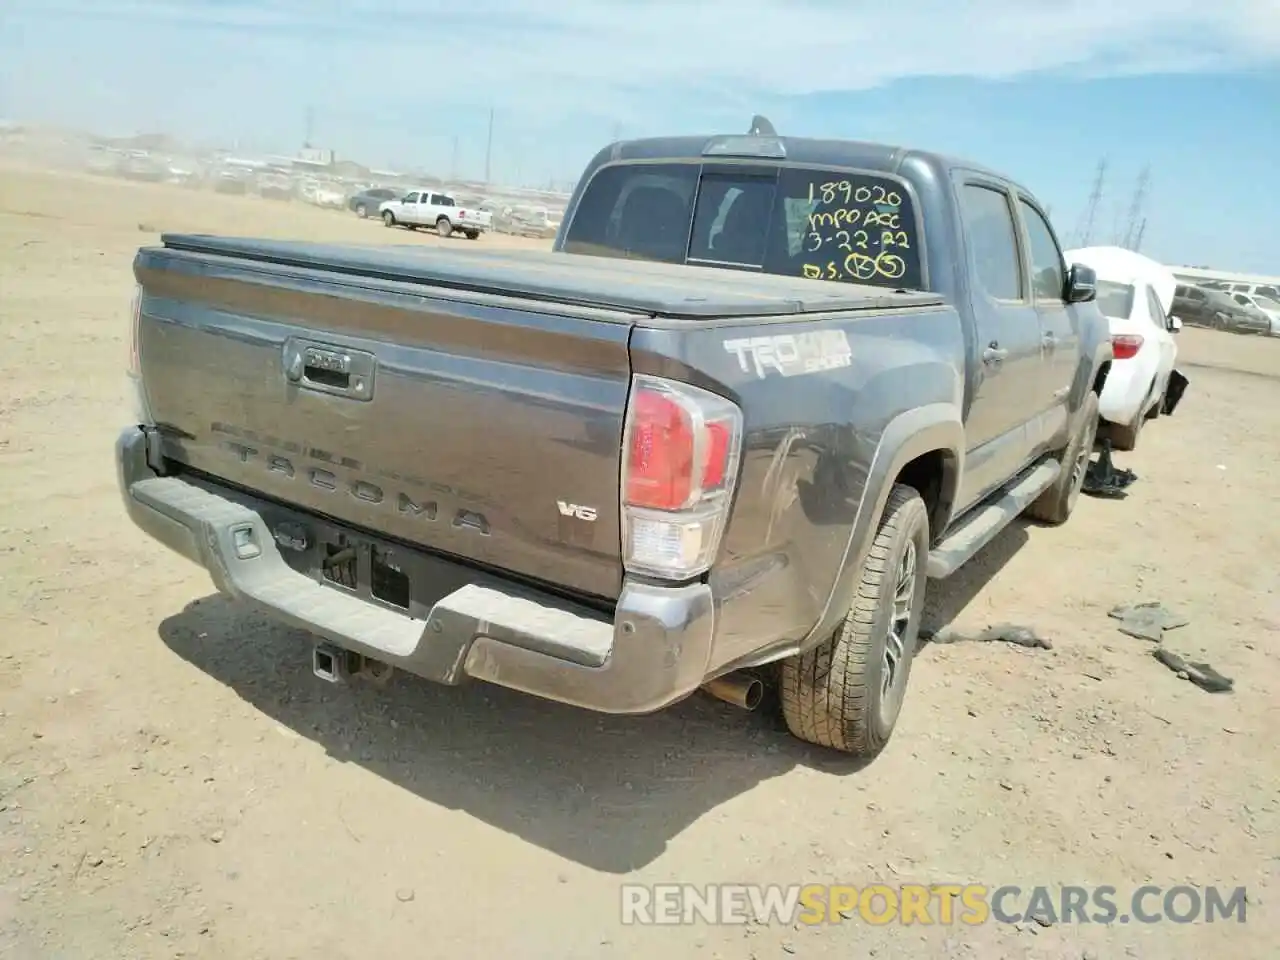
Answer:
top-left (1152, 648), bottom-right (1234, 694)
top-left (922, 623), bottom-right (1052, 650)
top-left (1108, 601), bottom-right (1190, 642)
top-left (1106, 602), bottom-right (1231, 694)
top-left (1083, 441), bottom-right (1138, 498)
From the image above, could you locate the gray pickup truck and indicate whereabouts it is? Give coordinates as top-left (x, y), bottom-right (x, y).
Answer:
top-left (117, 124), bottom-right (1111, 758)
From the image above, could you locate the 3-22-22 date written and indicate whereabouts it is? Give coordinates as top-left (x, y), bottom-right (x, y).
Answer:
top-left (801, 177), bottom-right (913, 283)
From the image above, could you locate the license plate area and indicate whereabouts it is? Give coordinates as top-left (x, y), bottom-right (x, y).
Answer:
top-left (260, 505), bottom-right (484, 621)
top-left (318, 533), bottom-right (411, 610)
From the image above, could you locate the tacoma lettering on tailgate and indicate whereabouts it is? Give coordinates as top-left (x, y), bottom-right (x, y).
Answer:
top-left (723, 330), bottom-right (852, 379)
top-left (208, 421), bottom-right (492, 525)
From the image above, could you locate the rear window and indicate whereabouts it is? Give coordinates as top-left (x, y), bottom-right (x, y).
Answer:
top-left (562, 162), bottom-right (923, 291)
top-left (1094, 279), bottom-right (1135, 320)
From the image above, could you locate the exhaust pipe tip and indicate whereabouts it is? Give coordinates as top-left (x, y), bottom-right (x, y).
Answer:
top-left (701, 673), bottom-right (765, 711)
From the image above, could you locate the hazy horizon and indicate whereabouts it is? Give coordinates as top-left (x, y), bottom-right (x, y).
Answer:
top-left (4, 0), bottom-right (1279, 270)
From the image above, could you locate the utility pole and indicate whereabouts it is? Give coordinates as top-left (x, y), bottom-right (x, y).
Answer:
top-left (1074, 158), bottom-right (1106, 248)
top-left (303, 105), bottom-right (314, 148)
top-left (1122, 165), bottom-right (1150, 251)
top-left (484, 108), bottom-right (494, 183)
top-left (1132, 217), bottom-right (1147, 254)
top-left (450, 136), bottom-right (459, 181)
top-left (611, 122), bottom-right (623, 143)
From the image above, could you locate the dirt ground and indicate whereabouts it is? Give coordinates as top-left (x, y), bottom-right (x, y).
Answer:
top-left (1, 165), bottom-right (1277, 960)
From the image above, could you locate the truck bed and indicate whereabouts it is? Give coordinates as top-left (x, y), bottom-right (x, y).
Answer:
top-left (156, 234), bottom-right (943, 318)
top-left (133, 236), bottom-right (941, 606)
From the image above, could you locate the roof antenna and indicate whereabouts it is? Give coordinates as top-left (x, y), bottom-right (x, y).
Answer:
top-left (748, 115), bottom-right (776, 136)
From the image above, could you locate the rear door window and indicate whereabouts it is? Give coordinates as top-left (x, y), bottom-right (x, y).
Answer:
top-left (959, 184), bottom-right (1023, 301)
top-left (561, 162), bottom-right (923, 290)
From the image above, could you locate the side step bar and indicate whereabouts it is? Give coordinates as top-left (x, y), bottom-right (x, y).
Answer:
top-left (925, 458), bottom-right (1061, 579)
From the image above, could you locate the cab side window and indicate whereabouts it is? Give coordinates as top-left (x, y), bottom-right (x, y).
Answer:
top-left (960, 184), bottom-right (1022, 301)
top-left (1019, 199), bottom-right (1065, 302)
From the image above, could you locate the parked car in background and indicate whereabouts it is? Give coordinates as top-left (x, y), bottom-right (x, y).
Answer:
top-left (505, 205), bottom-right (563, 238)
top-left (347, 187), bottom-right (400, 219)
top-left (300, 180), bottom-right (347, 210)
top-left (1066, 246), bottom-right (1184, 451)
top-left (1225, 281), bottom-right (1280, 302)
top-left (378, 190), bottom-right (492, 239)
top-left (256, 173), bottom-right (294, 201)
top-left (1228, 291), bottom-right (1280, 336)
top-left (1171, 283), bottom-right (1270, 334)
top-left (1214, 292), bottom-right (1272, 334)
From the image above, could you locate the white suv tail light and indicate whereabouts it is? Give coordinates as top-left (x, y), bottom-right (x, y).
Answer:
top-left (1111, 333), bottom-right (1143, 360)
top-left (620, 374), bottom-right (743, 580)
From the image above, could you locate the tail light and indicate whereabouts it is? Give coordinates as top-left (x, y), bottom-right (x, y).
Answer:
top-left (621, 375), bottom-right (743, 579)
top-left (1111, 334), bottom-right (1143, 360)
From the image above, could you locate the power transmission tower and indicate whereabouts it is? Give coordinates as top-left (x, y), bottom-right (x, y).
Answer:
top-left (1132, 217), bottom-right (1147, 254)
top-left (1073, 158), bottom-right (1106, 248)
top-left (484, 108), bottom-right (494, 183)
top-left (450, 136), bottom-right (459, 180)
top-left (1122, 165), bottom-right (1150, 250)
top-left (303, 105), bottom-right (314, 148)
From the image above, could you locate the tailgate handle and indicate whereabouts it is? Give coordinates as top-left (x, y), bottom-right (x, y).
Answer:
top-left (284, 339), bottom-right (377, 401)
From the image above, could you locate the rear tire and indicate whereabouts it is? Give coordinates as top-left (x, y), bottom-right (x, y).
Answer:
top-left (1104, 417), bottom-right (1140, 452)
top-left (779, 485), bottom-right (929, 758)
top-left (465, 229), bottom-right (480, 240)
top-left (355, 203), bottom-right (368, 218)
top-left (1104, 379), bottom-right (1157, 452)
top-left (1025, 390), bottom-right (1099, 525)
top-left (436, 217), bottom-right (453, 238)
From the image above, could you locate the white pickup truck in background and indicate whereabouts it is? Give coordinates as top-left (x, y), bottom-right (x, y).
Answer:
top-left (378, 190), bottom-right (492, 239)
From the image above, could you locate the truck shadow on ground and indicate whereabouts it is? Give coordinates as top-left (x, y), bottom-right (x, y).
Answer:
top-left (919, 521), bottom-right (1031, 640)
top-left (156, 525), bottom-right (1026, 874)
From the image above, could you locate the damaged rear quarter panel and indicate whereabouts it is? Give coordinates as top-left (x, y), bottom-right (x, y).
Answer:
top-left (628, 303), bottom-right (965, 673)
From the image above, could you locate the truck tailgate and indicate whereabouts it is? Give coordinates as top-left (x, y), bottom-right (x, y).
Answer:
top-left (133, 240), bottom-right (636, 601)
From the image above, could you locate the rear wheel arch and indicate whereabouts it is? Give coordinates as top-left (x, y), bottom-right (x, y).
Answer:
top-left (798, 404), bottom-right (963, 656)
top-left (893, 448), bottom-right (960, 544)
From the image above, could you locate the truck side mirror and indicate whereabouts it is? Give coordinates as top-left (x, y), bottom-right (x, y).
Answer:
top-left (1065, 263), bottom-right (1097, 303)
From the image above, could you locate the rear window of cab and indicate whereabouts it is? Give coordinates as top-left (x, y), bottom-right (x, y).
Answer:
top-left (562, 162), bottom-right (924, 292)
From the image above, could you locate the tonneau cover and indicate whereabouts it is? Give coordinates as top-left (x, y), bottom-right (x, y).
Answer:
top-left (157, 233), bottom-right (944, 320)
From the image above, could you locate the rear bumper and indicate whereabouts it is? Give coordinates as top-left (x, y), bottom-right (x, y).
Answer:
top-left (116, 427), bottom-right (715, 714)
top-left (1098, 359), bottom-right (1151, 426)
